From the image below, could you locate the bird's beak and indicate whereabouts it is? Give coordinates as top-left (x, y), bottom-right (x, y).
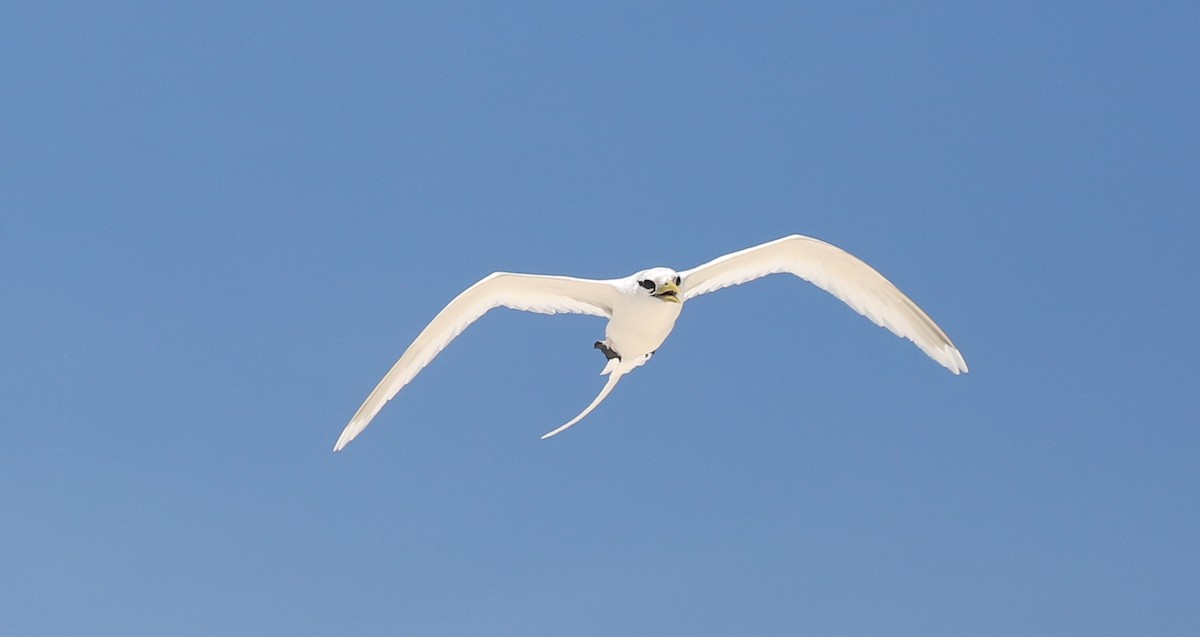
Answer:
top-left (653, 281), bottom-right (681, 303)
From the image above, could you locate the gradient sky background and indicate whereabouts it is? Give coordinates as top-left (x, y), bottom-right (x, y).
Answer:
top-left (3, 2), bottom-right (1198, 635)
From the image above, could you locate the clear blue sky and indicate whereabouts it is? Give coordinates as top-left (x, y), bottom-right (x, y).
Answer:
top-left (3, 2), bottom-right (1197, 635)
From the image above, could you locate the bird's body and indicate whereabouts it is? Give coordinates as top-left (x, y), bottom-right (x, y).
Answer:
top-left (334, 235), bottom-right (967, 451)
top-left (600, 268), bottom-right (684, 363)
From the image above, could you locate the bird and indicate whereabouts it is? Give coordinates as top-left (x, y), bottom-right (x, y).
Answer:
top-left (334, 234), bottom-right (967, 451)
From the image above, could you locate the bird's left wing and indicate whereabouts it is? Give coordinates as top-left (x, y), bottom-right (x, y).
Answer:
top-left (334, 272), bottom-right (618, 451)
top-left (679, 235), bottom-right (968, 374)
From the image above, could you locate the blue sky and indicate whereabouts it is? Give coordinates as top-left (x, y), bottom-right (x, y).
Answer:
top-left (3, 2), bottom-right (1197, 635)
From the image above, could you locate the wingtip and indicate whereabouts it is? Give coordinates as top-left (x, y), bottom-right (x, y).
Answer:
top-left (333, 416), bottom-right (370, 452)
top-left (945, 347), bottom-right (969, 375)
top-left (332, 429), bottom-right (355, 452)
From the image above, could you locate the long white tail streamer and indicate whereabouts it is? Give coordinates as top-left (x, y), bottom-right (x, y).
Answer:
top-left (541, 369), bottom-right (628, 439)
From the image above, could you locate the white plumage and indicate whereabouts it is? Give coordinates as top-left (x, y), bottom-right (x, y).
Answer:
top-left (334, 234), bottom-right (967, 451)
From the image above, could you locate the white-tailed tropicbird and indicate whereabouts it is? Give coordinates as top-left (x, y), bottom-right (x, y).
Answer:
top-left (334, 234), bottom-right (967, 451)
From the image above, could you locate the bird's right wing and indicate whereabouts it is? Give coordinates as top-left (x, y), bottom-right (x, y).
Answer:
top-left (680, 235), bottom-right (968, 374)
top-left (335, 272), bottom-right (618, 451)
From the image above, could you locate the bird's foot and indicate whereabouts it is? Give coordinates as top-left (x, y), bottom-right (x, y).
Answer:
top-left (593, 341), bottom-right (620, 361)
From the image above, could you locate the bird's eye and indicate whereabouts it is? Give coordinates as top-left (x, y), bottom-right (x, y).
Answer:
top-left (675, 276), bottom-right (682, 285)
top-left (639, 279), bottom-right (656, 290)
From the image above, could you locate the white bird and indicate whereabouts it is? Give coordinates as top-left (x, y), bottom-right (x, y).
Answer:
top-left (334, 234), bottom-right (967, 451)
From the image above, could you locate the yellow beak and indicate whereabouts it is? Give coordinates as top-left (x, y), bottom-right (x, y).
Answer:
top-left (653, 281), bottom-right (681, 303)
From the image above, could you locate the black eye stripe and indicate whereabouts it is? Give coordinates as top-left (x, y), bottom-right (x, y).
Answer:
top-left (639, 279), bottom-right (656, 290)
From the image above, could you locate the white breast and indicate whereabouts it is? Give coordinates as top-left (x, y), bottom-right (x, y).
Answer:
top-left (604, 294), bottom-right (684, 359)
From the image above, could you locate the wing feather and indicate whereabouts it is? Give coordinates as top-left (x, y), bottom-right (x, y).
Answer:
top-left (680, 235), bottom-right (968, 375)
top-left (334, 272), bottom-right (617, 451)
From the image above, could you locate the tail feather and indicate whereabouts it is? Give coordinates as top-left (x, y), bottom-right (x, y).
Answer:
top-left (541, 369), bottom-right (627, 439)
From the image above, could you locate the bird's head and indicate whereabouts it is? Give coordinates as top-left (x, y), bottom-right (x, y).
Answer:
top-left (633, 268), bottom-right (682, 304)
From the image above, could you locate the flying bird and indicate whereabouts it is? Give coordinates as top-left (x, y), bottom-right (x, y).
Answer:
top-left (334, 234), bottom-right (967, 450)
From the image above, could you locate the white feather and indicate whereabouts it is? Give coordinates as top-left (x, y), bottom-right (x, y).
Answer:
top-left (540, 366), bottom-right (630, 439)
top-left (334, 273), bottom-right (618, 451)
top-left (680, 234), bottom-right (968, 374)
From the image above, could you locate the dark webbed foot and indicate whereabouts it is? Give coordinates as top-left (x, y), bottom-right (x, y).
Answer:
top-left (593, 341), bottom-right (620, 361)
